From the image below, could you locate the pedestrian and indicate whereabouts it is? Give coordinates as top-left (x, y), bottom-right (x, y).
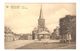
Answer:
top-left (66, 32), bottom-right (72, 43)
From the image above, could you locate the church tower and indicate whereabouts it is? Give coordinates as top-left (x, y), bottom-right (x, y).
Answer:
top-left (32, 5), bottom-right (50, 40)
top-left (38, 5), bottom-right (45, 32)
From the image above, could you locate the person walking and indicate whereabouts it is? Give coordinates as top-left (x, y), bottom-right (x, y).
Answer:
top-left (66, 32), bottom-right (72, 43)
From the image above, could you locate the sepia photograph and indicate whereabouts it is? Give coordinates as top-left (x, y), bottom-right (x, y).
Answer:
top-left (4, 3), bottom-right (76, 49)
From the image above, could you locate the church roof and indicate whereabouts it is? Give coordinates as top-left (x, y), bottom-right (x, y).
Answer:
top-left (38, 31), bottom-right (50, 34)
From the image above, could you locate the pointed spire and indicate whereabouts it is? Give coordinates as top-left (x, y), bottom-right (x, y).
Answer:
top-left (39, 4), bottom-right (43, 19)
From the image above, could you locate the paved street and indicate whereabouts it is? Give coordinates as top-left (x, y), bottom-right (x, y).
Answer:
top-left (5, 40), bottom-right (35, 49)
top-left (5, 40), bottom-right (76, 49)
top-left (17, 40), bottom-right (75, 49)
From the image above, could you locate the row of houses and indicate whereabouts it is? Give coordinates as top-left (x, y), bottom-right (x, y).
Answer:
top-left (4, 26), bottom-right (20, 42)
top-left (4, 26), bottom-right (35, 41)
top-left (19, 34), bottom-right (32, 40)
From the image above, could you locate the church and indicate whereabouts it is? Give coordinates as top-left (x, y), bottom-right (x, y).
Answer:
top-left (32, 5), bottom-right (50, 40)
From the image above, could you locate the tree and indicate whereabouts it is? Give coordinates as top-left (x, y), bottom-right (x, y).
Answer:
top-left (4, 26), bottom-right (13, 34)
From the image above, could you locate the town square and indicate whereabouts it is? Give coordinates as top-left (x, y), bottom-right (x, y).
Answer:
top-left (5, 3), bottom-right (76, 49)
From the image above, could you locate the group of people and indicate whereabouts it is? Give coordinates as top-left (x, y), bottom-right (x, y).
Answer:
top-left (61, 32), bottom-right (72, 43)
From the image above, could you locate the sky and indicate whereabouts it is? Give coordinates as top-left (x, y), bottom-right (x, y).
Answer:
top-left (5, 3), bottom-right (76, 34)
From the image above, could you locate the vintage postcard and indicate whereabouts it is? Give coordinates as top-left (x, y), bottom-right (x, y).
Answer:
top-left (4, 3), bottom-right (76, 49)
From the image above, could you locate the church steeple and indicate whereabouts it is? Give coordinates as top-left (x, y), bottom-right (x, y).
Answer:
top-left (39, 4), bottom-right (43, 19)
top-left (38, 4), bottom-right (45, 32)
